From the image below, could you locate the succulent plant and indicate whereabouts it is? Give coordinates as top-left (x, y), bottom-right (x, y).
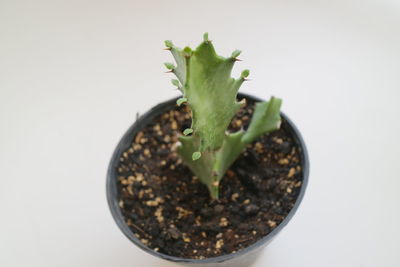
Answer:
top-left (164, 33), bottom-right (282, 199)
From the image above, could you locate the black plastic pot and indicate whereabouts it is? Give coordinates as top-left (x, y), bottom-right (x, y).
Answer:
top-left (106, 93), bottom-right (309, 266)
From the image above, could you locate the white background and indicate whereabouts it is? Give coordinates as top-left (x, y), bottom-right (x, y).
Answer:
top-left (1, 0), bottom-right (399, 266)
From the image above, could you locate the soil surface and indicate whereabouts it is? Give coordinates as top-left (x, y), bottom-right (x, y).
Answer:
top-left (116, 98), bottom-right (304, 259)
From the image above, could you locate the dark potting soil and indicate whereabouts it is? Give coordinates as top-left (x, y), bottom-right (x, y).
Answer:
top-left (116, 99), bottom-right (304, 259)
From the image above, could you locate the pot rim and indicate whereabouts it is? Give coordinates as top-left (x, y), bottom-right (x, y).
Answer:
top-left (106, 92), bottom-right (310, 264)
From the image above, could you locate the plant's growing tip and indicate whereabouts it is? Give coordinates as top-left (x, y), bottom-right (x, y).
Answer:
top-left (164, 33), bottom-right (282, 198)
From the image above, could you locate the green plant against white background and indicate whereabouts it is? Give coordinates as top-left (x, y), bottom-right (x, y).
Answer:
top-left (165, 33), bottom-right (282, 198)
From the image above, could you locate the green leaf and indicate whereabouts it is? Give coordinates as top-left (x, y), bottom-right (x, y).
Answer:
top-left (241, 97), bottom-right (282, 144)
top-left (164, 62), bottom-right (175, 70)
top-left (192, 151), bottom-right (201, 161)
top-left (171, 79), bottom-right (180, 87)
top-left (183, 128), bottom-right (193, 135)
top-left (231, 50), bottom-right (241, 58)
top-left (241, 69), bottom-right (250, 78)
top-left (164, 40), bottom-right (173, 48)
top-left (176, 97), bottom-right (187, 106)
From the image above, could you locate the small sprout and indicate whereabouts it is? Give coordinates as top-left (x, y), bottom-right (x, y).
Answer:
top-left (241, 69), bottom-right (250, 78)
top-left (183, 128), bottom-right (193, 135)
top-left (164, 40), bottom-right (173, 48)
top-left (176, 97), bottom-right (187, 106)
top-left (164, 62), bottom-right (175, 70)
top-left (192, 152), bottom-right (201, 161)
top-left (231, 49), bottom-right (241, 58)
top-left (203, 32), bottom-right (209, 42)
top-left (171, 79), bottom-right (180, 87)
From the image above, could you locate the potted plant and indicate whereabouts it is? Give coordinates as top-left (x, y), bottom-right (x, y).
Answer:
top-left (107, 33), bottom-right (309, 265)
